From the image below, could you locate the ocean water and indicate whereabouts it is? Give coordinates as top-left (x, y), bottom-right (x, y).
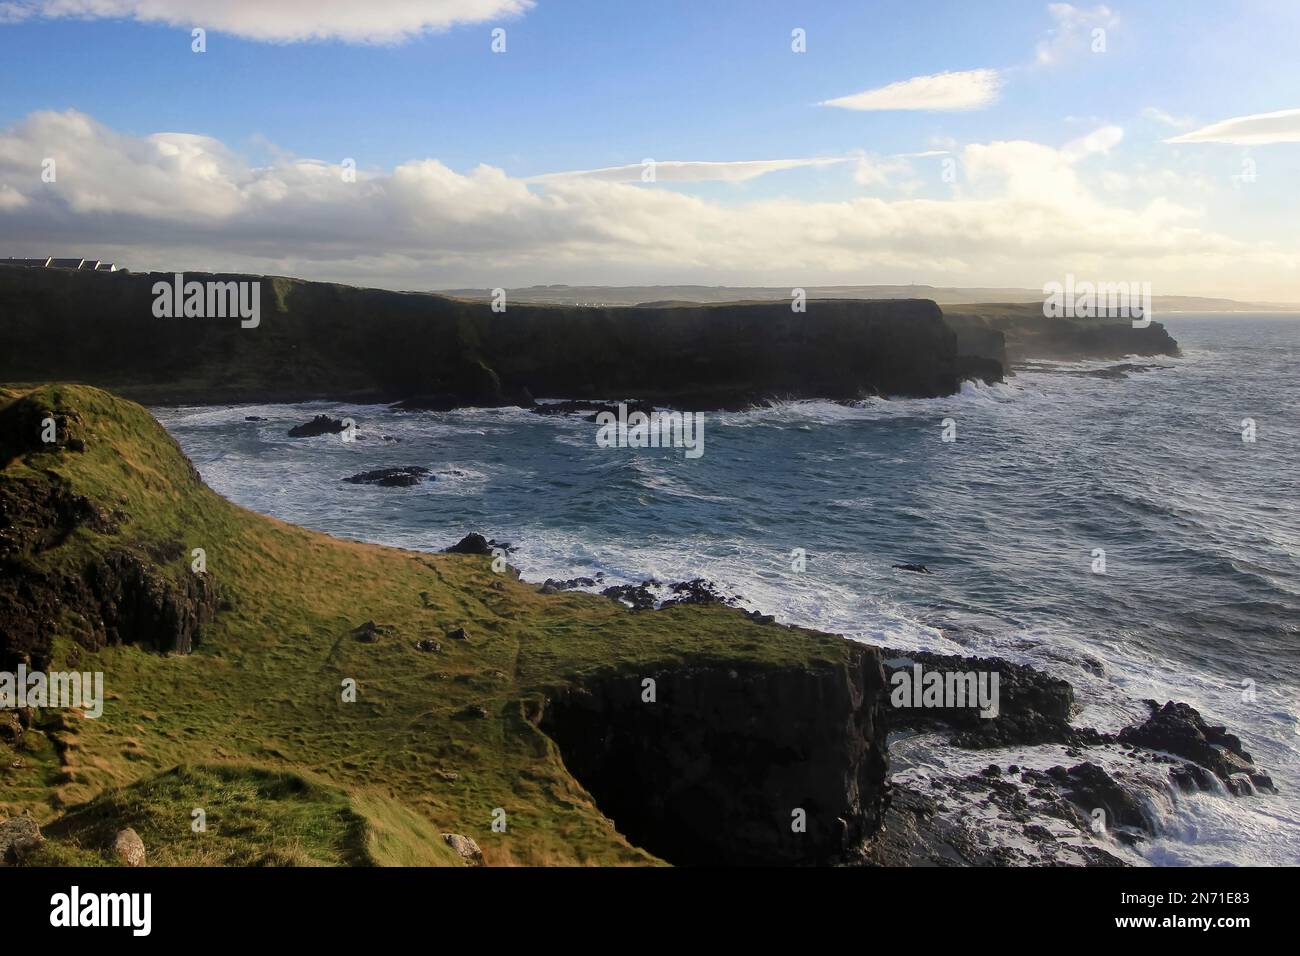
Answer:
top-left (154, 314), bottom-right (1300, 866)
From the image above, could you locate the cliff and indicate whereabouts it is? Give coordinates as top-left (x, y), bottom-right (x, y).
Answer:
top-left (0, 384), bottom-right (889, 865)
top-left (943, 302), bottom-right (1180, 365)
top-left (0, 265), bottom-right (970, 408)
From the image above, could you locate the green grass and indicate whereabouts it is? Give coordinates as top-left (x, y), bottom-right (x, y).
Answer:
top-left (0, 384), bottom-right (850, 865)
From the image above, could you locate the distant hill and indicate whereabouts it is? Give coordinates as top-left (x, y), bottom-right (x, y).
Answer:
top-left (440, 284), bottom-right (1300, 313)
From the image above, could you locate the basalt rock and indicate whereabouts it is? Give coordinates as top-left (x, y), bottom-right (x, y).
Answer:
top-left (443, 533), bottom-right (492, 555)
top-left (536, 648), bottom-right (890, 865)
top-left (1022, 762), bottom-right (1152, 842)
top-left (600, 583), bottom-right (657, 612)
top-left (881, 649), bottom-right (1108, 748)
top-left (1119, 700), bottom-right (1272, 791)
top-left (288, 415), bottom-right (348, 438)
top-left (342, 466), bottom-right (431, 487)
top-left (540, 574), bottom-right (603, 592)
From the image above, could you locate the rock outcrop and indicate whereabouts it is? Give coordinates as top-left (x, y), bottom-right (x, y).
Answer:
top-left (0, 392), bottom-right (220, 670)
top-left (0, 816), bottom-right (44, 864)
top-left (537, 648), bottom-right (890, 865)
top-left (1119, 700), bottom-right (1276, 794)
top-left (881, 648), bottom-right (1104, 748)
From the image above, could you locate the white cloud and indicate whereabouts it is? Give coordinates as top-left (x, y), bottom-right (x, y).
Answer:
top-left (0, 0), bottom-right (531, 43)
top-left (1061, 124), bottom-right (1123, 161)
top-left (527, 158), bottom-right (850, 184)
top-left (821, 69), bottom-right (1002, 112)
top-left (1, 110), bottom-right (1295, 298)
top-left (1035, 3), bottom-right (1118, 64)
top-left (853, 155), bottom-right (915, 189)
top-left (1166, 108), bottom-right (1300, 145)
top-left (1142, 107), bottom-right (1197, 130)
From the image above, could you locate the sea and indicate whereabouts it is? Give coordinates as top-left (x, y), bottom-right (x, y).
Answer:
top-left (154, 313), bottom-right (1300, 866)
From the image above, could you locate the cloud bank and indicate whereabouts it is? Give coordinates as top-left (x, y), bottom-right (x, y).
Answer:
top-left (0, 110), bottom-right (1293, 298)
top-left (526, 158), bottom-right (851, 184)
top-left (0, 0), bottom-right (531, 43)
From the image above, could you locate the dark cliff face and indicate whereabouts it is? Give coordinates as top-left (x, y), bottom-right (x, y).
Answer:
top-left (943, 303), bottom-right (1179, 365)
top-left (0, 266), bottom-right (964, 407)
top-left (536, 646), bottom-right (890, 865)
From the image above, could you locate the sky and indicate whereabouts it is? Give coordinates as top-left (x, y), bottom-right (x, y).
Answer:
top-left (1, 0), bottom-right (1298, 299)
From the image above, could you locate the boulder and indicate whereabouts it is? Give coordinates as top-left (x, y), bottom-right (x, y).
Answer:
top-left (442, 832), bottom-right (484, 866)
top-left (352, 620), bottom-right (396, 643)
top-left (111, 827), bottom-right (146, 867)
top-left (0, 816), bottom-right (44, 864)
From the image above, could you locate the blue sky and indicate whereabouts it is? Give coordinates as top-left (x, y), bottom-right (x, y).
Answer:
top-left (1, 1), bottom-right (1298, 297)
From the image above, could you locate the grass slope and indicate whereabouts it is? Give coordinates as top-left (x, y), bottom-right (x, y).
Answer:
top-left (0, 384), bottom-right (849, 866)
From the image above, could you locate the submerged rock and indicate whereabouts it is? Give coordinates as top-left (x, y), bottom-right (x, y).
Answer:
top-left (287, 415), bottom-right (349, 438)
top-left (342, 466), bottom-right (431, 487)
top-left (531, 399), bottom-right (657, 421)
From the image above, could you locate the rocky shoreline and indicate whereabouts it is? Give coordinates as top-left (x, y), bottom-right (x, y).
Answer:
top-left (516, 573), bottom-right (1277, 866)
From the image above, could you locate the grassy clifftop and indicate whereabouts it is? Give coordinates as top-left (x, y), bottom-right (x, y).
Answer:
top-left (0, 384), bottom-right (882, 866)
